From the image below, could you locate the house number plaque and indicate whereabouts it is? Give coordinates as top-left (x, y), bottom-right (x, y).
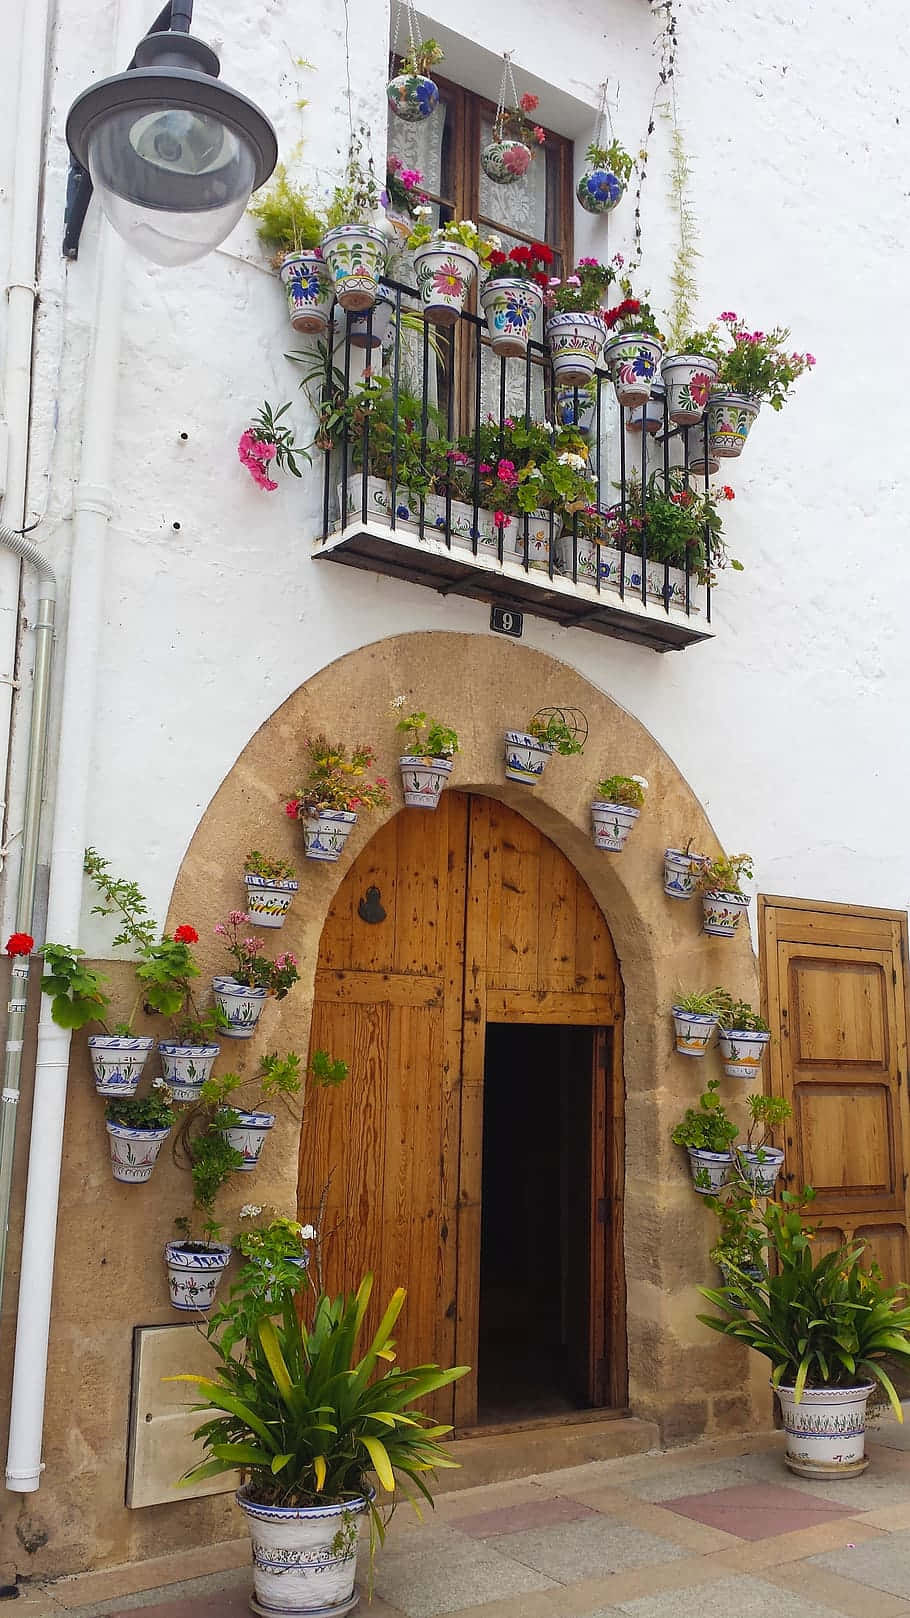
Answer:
top-left (490, 606), bottom-right (523, 638)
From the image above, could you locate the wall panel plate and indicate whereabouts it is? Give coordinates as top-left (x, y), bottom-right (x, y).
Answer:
top-left (126, 1323), bottom-right (239, 1508)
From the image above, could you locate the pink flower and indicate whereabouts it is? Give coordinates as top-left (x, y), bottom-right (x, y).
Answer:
top-left (519, 92), bottom-right (539, 113)
top-left (400, 168), bottom-right (423, 188)
top-left (213, 923), bottom-right (227, 937)
top-left (447, 450), bottom-right (469, 464)
top-left (242, 937), bottom-right (265, 954)
top-left (479, 462), bottom-right (492, 474)
top-left (577, 257), bottom-right (599, 267)
top-left (548, 276), bottom-right (561, 287)
top-left (566, 275), bottom-right (581, 287)
top-left (533, 125), bottom-right (546, 144)
top-left (275, 951), bottom-right (298, 970)
top-left (228, 910), bottom-right (249, 926)
top-left (493, 510), bottom-right (511, 528)
top-left (612, 253), bottom-right (624, 268)
top-left (502, 144), bottom-right (531, 177)
top-left (719, 311), bottom-right (737, 322)
top-left (387, 154), bottom-right (402, 173)
top-left (496, 458), bottom-right (518, 488)
top-left (806, 352), bottom-right (816, 366)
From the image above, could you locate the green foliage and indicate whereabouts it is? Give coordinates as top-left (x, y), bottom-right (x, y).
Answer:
top-left (190, 1130), bottom-right (246, 1212)
top-left (713, 991), bottom-right (769, 1033)
top-left (310, 1049), bottom-right (350, 1087)
top-left (214, 914), bottom-right (301, 999)
top-left (174, 1003), bottom-right (229, 1045)
top-left (325, 133), bottom-right (381, 229)
top-left (247, 401), bottom-right (311, 479)
top-left (287, 735), bottom-right (391, 818)
top-left (400, 38), bottom-right (444, 77)
top-left (602, 470), bottom-right (740, 584)
top-left (84, 846), bottom-right (157, 950)
top-left (671, 1079), bottom-right (737, 1153)
top-left (105, 1086), bottom-right (176, 1130)
top-left (714, 315), bottom-right (815, 411)
top-left (394, 709), bottom-right (459, 759)
top-left (245, 851), bottom-right (297, 882)
top-left (135, 936), bottom-right (200, 1017)
top-left (706, 1173), bottom-right (766, 1273)
top-left (673, 324), bottom-right (726, 363)
top-left (745, 1091), bottom-right (791, 1149)
top-left (527, 712), bottom-right (586, 756)
top-left (673, 989), bottom-right (721, 1016)
top-left (594, 774), bottom-right (646, 809)
top-left (549, 256), bottom-right (621, 315)
top-left (173, 1213), bottom-right (225, 1250)
top-left (584, 139), bottom-right (634, 182)
top-left (40, 944), bottom-right (110, 1031)
top-left (662, 117), bottom-right (701, 353)
top-left (700, 853), bottom-right (753, 895)
top-left (248, 164), bottom-right (325, 258)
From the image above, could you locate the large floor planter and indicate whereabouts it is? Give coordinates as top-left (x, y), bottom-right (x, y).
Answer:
top-left (414, 243), bottom-right (478, 325)
top-left (777, 1383), bottom-right (876, 1479)
top-left (591, 800), bottom-right (640, 852)
top-left (87, 1035), bottom-right (155, 1098)
top-left (165, 1241), bottom-right (232, 1312)
top-left (213, 976), bottom-right (268, 1038)
top-left (708, 391), bottom-right (761, 459)
top-left (279, 251), bottom-right (334, 335)
top-left (343, 283), bottom-right (396, 349)
top-left (502, 510), bottom-right (555, 571)
top-left (546, 312), bottom-right (606, 387)
top-left (576, 164), bottom-right (625, 214)
top-left (481, 278), bottom-right (544, 358)
top-left (660, 354), bottom-right (718, 425)
top-left (672, 1007), bottom-right (718, 1057)
top-left (703, 888), bottom-right (749, 937)
top-left (686, 1146), bottom-right (732, 1195)
top-left (238, 1489), bottom-right (369, 1617)
top-left (603, 331), bottom-right (664, 409)
top-left (664, 848), bottom-right (707, 899)
top-left (321, 225), bottom-right (387, 313)
top-left (719, 1028), bottom-right (771, 1079)
top-left (737, 1144), bottom-right (784, 1195)
top-left (387, 72), bottom-right (439, 121)
top-left (481, 139), bottom-right (532, 184)
top-left (399, 754), bottom-right (454, 808)
top-left (158, 1041), bottom-right (220, 1101)
top-left (220, 1109), bottom-right (276, 1171)
top-left (304, 809), bottom-right (358, 862)
top-left (106, 1122), bottom-right (170, 1185)
top-left (244, 872), bottom-right (300, 929)
top-left (504, 730), bottom-right (554, 785)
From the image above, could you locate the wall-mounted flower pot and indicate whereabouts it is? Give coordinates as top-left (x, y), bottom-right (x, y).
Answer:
top-left (165, 1241), bottom-right (232, 1312)
top-left (338, 475), bottom-right (421, 531)
top-left (603, 331), bottom-right (664, 409)
top-left (546, 312), bottom-right (605, 387)
top-left (703, 889), bottom-right (749, 937)
top-left (504, 730), bottom-right (554, 785)
top-left (481, 278), bottom-right (543, 359)
top-left (341, 282), bottom-right (396, 349)
top-left (278, 251), bottom-right (333, 335)
top-left (625, 383), bottom-right (666, 435)
top-left (555, 388), bottom-right (595, 436)
top-left (387, 73), bottom-right (439, 121)
top-left (238, 1490), bottom-right (370, 1618)
top-left (320, 225), bottom-right (388, 313)
top-left (481, 139), bottom-right (532, 184)
top-left (576, 165), bottom-right (625, 214)
top-left (106, 1122), bottom-right (170, 1185)
top-left (672, 1007), bottom-right (718, 1057)
top-left (686, 1146), bottom-right (732, 1195)
top-left (212, 976), bottom-right (267, 1039)
top-left (158, 1041), bottom-right (220, 1101)
top-left (303, 809), bottom-right (358, 862)
top-left (776, 1383), bottom-right (876, 1479)
top-left (591, 800), bottom-right (640, 852)
top-left (718, 1028), bottom-right (771, 1079)
top-left (399, 754), bottom-right (454, 809)
top-left (244, 872), bottom-right (300, 929)
top-left (660, 353), bottom-right (719, 426)
top-left (87, 1035), bottom-right (155, 1098)
top-left (443, 499), bottom-right (499, 551)
top-left (501, 510), bottom-right (556, 571)
top-left (219, 1109), bottom-right (276, 1171)
top-left (737, 1145), bottom-right (784, 1196)
top-left (664, 848), bottom-right (707, 900)
top-left (414, 243), bottom-right (479, 326)
top-left (707, 391), bottom-right (760, 459)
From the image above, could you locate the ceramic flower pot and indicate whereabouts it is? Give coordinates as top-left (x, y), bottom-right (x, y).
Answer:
top-left (106, 1122), bottom-right (170, 1185)
top-left (688, 441), bottom-right (720, 478)
top-left (546, 312), bottom-right (606, 387)
top-left (663, 848), bottom-right (707, 900)
top-left (219, 1109), bottom-right (275, 1170)
top-left (413, 243), bottom-right (479, 326)
top-left (672, 1007), bottom-right (718, 1057)
top-left (686, 1146), bottom-right (732, 1195)
top-left (338, 476), bottom-right (421, 531)
top-left (603, 331), bottom-right (664, 408)
top-left (86, 1035), bottom-right (155, 1098)
top-left (719, 1028), bottom-right (771, 1080)
top-left (501, 510), bottom-right (556, 571)
top-left (480, 277), bottom-right (544, 358)
top-left (576, 165), bottom-right (626, 214)
top-left (303, 809), bottom-right (358, 862)
top-left (320, 225), bottom-right (388, 313)
top-left (238, 1490), bottom-right (370, 1617)
top-left (703, 888), bottom-right (750, 937)
top-left (555, 388), bottom-right (596, 436)
top-left (278, 251), bottom-right (334, 335)
top-left (440, 499), bottom-right (499, 551)
top-left (591, 801), bottom-right (640, 852)
top-left (504, 730), bottom-right (554, 785)
top-left (776, 1383), bottom-right (876, 1479)
top-left (481, 139), bottom-right (532, 184)
top-left (625, 383), bottom-right (666, 435)
top-left (164, 1242), bottom-right (232, 1312)
top-left (660, 354), bottom-right (719, 426)
top-left (707, 391), bottom-right (761, 458)
top-left (387, 72), bottom-right (439, 121)
top-left (342, 282), bottom-right (396, 349)
top-left (554, 532), bottom-right (599, 582)
top-left (157, 1041), bottom-right (220, 1101)
top-left (244, 872), bottom-right (300, 929)
top-left (737, 1145), bottom-right (784, 1196)
top-left (212, 976), bottom-right (268, 1039)
top-left (597, 544), bottom-right (692, 610)
top-left (399, 754), bottom-right (454, 808)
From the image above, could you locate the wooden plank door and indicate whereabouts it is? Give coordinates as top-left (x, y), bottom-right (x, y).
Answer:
top-left (761, 897), bottom-right (910, 1283)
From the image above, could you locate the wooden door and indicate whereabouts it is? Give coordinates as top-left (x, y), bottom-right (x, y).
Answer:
top-left (761, 896), bottom-right (910, 1284)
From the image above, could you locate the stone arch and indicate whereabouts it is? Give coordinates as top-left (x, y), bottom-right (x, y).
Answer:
top-left (169, 631), bottom-right (764, 1440)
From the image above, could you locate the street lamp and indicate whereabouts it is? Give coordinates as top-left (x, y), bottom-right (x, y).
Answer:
top-left (63, 0), bottom-right (277, 265)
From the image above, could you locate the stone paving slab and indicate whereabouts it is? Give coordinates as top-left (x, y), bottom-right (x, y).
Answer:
top-left (603, 1571), bottom-right (863, 1617)
top-left (809, 1528), bottom-right (910, 1600)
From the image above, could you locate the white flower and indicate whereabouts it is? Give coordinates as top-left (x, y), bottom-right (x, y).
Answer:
top-left (239, 1204), bottom-right (262, 1220)
top-left (526, 467), bottom-right (543, 479)
top-left (631, 775), bottom-right (649, 791)
top-left (488, 233), bottom-right (502, 251)
top-left (461, 219), bottom-right (477, 232)
top-left (391, 694), bottom-right (407, 709)
top-left (413, 203), bottom-right (433, 217)
top-left (557, 451), bottom-right (586, 470)
top-left (299, 1224), bottom-right (316, 1240)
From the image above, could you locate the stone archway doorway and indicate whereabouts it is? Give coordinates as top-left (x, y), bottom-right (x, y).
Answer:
top-left (298, 791), bottom-right (625, 1431)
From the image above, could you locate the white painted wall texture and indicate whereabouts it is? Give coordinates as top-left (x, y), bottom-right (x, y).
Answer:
top-left (2, 0), bottom-right (910, 944)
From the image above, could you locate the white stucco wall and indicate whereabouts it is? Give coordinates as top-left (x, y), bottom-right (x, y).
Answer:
top-left (3, 0), bottom-right (909, 946)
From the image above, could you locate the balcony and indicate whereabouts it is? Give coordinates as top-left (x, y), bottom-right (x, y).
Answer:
top-left (310, 277), bottom-right (723, 653)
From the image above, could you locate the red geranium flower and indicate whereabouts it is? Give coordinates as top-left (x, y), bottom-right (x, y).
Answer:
top-left (721, 485), bottom-right (735, 500)
top-left (533, 271), bottom-right (550, 287)
top-left (5, 932), bottom-right (34, 956)
top-left (285, 798), bottom-right (300, 818)
top-left (532, 241), bottom-right (553, 265)
top-left (488, 249), bottom-right (507, 267)
top-left (174, 924), bottom-right (199, 944)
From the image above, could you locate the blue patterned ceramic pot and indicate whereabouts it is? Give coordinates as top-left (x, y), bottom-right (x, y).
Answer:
top-left (278, 250), bottom-right (333, 335)
top-left (504, 730), bottom-right (554, 786)
top-left (87, 1035), bottom-right (155, 1097)
top-left (555, 388), bottom-right (595, 435)
top-left (237, 1489), bottom-right (370, 1616)
top-left (777, 1383), bottom-right (875, 1478)
top-left (686, 1146), bottom-right (732, 1195)
top-left (414, 244), bottom-right (479, 326)
top-left (320, 225), bottom-right (388, 313)
top-left (387, 73), bottom-right (439, 121)
top-left (707, 390), bottom-right (760, 458)
top-left (244, 872), bottom-right (299, 930)
top-left (576, 165), bottom-right (625, 214)
top-left (481, 139), bottom-right (532, 185)
top-left (672, 1007), bottom-right (718, 1057)
top-left (338, 476), bottom-right (420, 531)
top-left (399, 755), bottom-right (454, 809)
top-left (591, 800), bottom-right (640, 852)
top-left (219, 1110), bottom-right (275, 1171)
top-left (603, 331), bottom-right (664, 409)
top-left (303, 809), bottom-right (358, 863)
top-left (546, 312), bottom-right (606, 387)
top-left (719, 1028), bottom-right (771, 1080)
top-left (106, 1122), bottom-right (171, 1185)
top-left (660, 353), bottom-right (719, 425)
top-left (481, 277), bottom-right (544, 358)
top-left (342, 282), bottom-right (396, 349)
top-left (737, 1144), bottom-right (783, 1195)
top-left (702, 888), bottom-right (749, 937)
top-left (164, 1241), bottom-right (232, 1311)
top-left (502, 510), bottom-right (556, 572)
top-left (158, 1041), bottom-right (220, 1100)
top-left (664, 848), bottom-right (707, 900)
top-left (212, 976), bottom-right (267, 1038)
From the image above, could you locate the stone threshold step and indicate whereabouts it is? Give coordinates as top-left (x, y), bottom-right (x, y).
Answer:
top-left (435, 1414), bottom-right (660, 1493)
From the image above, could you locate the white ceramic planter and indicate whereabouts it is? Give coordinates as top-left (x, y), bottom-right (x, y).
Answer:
top-left (399, 754), bottom-right (454, 808)
top-left (703, 888), bottom-right (750, 937)
top-left (106, 1122), bottom-right (170, 1185)
top-left (387, 72), bottom-right (440, 121)
top-left (320, 225), bottom-right (387, 313)
top-left (165, 1241), bottom-right (232, 1312)
top-left (660, 353), bottom-right (719, 425)
top-left (603, 331), bottom-right (665, 409)
top-left (504, 730), bottom-right (554, 785)
top-left (576, 165), bottom-right (625, 214)
top-left (238, 1489), bottom-right (368, 1617)
top-left (598, 545), bottom-right (693, 610)
top-left (664, 848), bottom-right (707, 900)
top-left (338, 476), bottom-right (422, 532)
top-left (554, 532), bottom-right (599, 583)
top-left (625, 383), bottom-right (666, 435)
top-left (212, 976), bottom-right (268, 1039)
top-left (591, 800), bottom-right (640, 852)
top-left (158, 1041), bottom-right (220, 1101)
top-left (342, 282), bottom-right (395, 349)
top-left (480, 277), bottom-right (544, 358)
top-left (555, 388), bottom-right (596, 436)
top-left (672, 1007), bottom-right (718, 1057)
top-left (718, 1028), bottom-right (771, 1079)
top-left (501, 510), bottom-right (556, 571)
top-left (708, 391), bottom-right (761, 459)
top-left (686, 1146), bottom-right (732, 1195)
top-left (303, 809), bottom-right (358, 863)
top-left (737, 1144), bottom-right (784, 1195)
top-left (443, 499), bottom-right (499, 551)
top-left (221, 1109), bottom-right (276, 1171)
top-left (279, 251), bottom-right (334, 335)
top-left (87, 1035), bottom-right (155, 1098)
top-left (776, 1383), bottom-right (876, 1478)
top-left (244, 872), bottom-right (300, 929)
top-left (546, 311), bottom-right (606, 387)
top-left (413, 243), bottom-right (478, 326)
top-left (481, 139), bottom-right (532, 184)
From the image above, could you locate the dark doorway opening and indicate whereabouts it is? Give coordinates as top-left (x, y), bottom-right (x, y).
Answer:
top-left (477, 1023), bottom-right (605, 1425)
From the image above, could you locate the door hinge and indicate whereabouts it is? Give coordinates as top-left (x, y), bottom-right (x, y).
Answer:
top-left (596, 1197), bottom-right (610, 1225)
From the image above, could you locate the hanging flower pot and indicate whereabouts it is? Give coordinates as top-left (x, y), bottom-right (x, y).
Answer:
top-left (703, 889), bottom-right (750, 938)
top-left (591, 801), bottom-right (640, 852)
top-left (481, 278), bottom-right (544, 359)
top-left (106, 1122), bottom-right (171, 1185)
top-left (218, 1109), bottom-right (276, 1171)
top-left (165, 1241), bottom-right (232, 1312)
top-left (278, 251), bottom-right (334, 335)
top-left (719, 1028), bottom-right (771, 1080)
top-left (481, 139), bottom-right (533, 185)
top-left (672, 1006), bottom-right (718, 1057)
top-left (303, 809), bottom-right (358, 863)
top-left (776, 1383), bottom-right (876, 1479)
top-left (320, 225), bottom-right (388, 313)
top-left (244, 873), bottom-right (300, 929)
top-left (555, 388), bottom-right (595, 436)
top-left (342, 282), bottom-right (396, 349)
top-left (212, 976), bottom-right (268, 1039)
top-left (387, 72), bottom-right (440, 121)
top-left (546, 312), bottom-right (606, 387)
top-left (660, 354), bottom-right (719, 426)
top-left (576, 164), bottom-right (625, 214)
top-left (238, 1491), bottom-right (371, 1618)
top-left (603, 331), bottom-right (664, 408)
top-left (399, 755), bottom-right (454, 808)
top-left (663, 848), bottom-right (707, 900)
top-left (87, 1035), bottom-right (155, 1098)
top-left (158, 1041), bottom-right (220, 1101)
top-left (625, 382), bottom-right (666, 435)
top-left (504, 730), bottom-right (554, 786)
top-left (413, 243), bottom-right (479, 326)
top-left (737, 1145), bottom-right (784, 1196)
top-left (686, 1146), bottom-right (732, 1195)
top-left (707, 391), bottom-right (761, 459)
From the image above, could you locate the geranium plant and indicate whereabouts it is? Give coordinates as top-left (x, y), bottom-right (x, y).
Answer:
top-left (714, 312), bottom-right (816, 410)
top-left (244, 851), bottom-right (297, 883)
top-left (594, 774), bottom-right (647, 808)
top-left (547, 255), bottom-right (622, 314)
top-left (603, 278), bottom-right (664, 338)
top-left (177, 1050), bottom-right (306, 1210)
top-left (286, 735), bottom-right (392, 818)
top-left (383, 156), bottom-right (427, 217)
top-left (213, 913), bottom-right (300, 999)
top-left (485, 241), bottom-right (553, 287)
top-left (393, 706), bottom-right (459, 760)
top-left (105, 1083), bottom-right (177, 1132)
top-left (495, 91), bottom-right (547, 168)
top-left (699, 853), bottom-right (753, 895)
top-left (583, 139), bottom-right (634, 184)
top-left (671, 1078), bottom-right (738, 1154)
top-left (602, 471), bottom-right (740, 582)
top-left (238, 402), bottom-right (309, 491)
top-left (527, 710), bottom-right (586, 756)
top-left (399, 38), bottom-right (444, 78)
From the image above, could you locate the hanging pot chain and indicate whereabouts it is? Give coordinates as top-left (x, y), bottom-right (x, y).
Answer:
top-left (390, 0), bottom-right (423, 73)
top-left (494, 51), bottom-right (521, 140)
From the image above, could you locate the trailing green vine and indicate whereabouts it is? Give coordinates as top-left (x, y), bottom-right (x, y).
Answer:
top-left (630, 0), bottom-right (679, 272)
top-left (663, 115), bottom-right (700, 352)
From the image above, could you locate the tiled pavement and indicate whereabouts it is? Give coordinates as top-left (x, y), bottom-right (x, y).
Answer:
top-left (23, 1410), bottom-right (910, 1618)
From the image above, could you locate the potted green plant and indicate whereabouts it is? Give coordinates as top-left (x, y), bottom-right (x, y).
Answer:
top-left (708, 312), bottom-right (815, 459)
top-left (698, 1193), bottom-right (910, 1477)
top-left (602, 279), bottom-right (665, 408)
top-left (481, 88), bottom-right (546, 185)
top-left (170, 1270), bottom-right (468, 1617)
top-left (671, 988), bottom-right (721, 1058)
top-left (247, 164), bottom-right (332, 334)
top-left (504, 707), bottom-right (587, 786)
top-left (105, 1082), bottom-right (177, 1185)
top-left (705, 1175), bottom-right (766, 1288)
top-left (714, 990), bottom-right (771, 1078)
top-left (599, 471), bottom-right (739, 606)
top-left (387, 37), bottom-right (444, 122)
top-left (590, 773), bottom-right (647, 852)
top-left (382, 155), bottom-right (427, 240)
top-left (480, 241), bottom-right (554, 358)
top-left (212, 913), bottom-right (300, 1037)
top-left (735, 1092), bottom-right (791, 1195)
top-left (407, 216), bottom-right (494, 326)
top-left (576, 138), bottom-right (634, 214)
top-left (545, 256), bottom-right (621, 386)
top-left (670, 1076), bottom-right (737, 1192)
top-left (664, 838), bottom-right (708, 900)
top-left (243, 850), bottom-right (299, 931)
top-left (285, 735), bottom-right (391, 863)
top-left (166, 1215), bottom-right (233, 1313)
top-left (660, 323), bottom-right (724, 426)
top-left (321, 135), bottom-right (388, 312)
top-left (393, 701), bottom-right (459, 808)
top-left (699, 852), bottom-right (753, 938)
